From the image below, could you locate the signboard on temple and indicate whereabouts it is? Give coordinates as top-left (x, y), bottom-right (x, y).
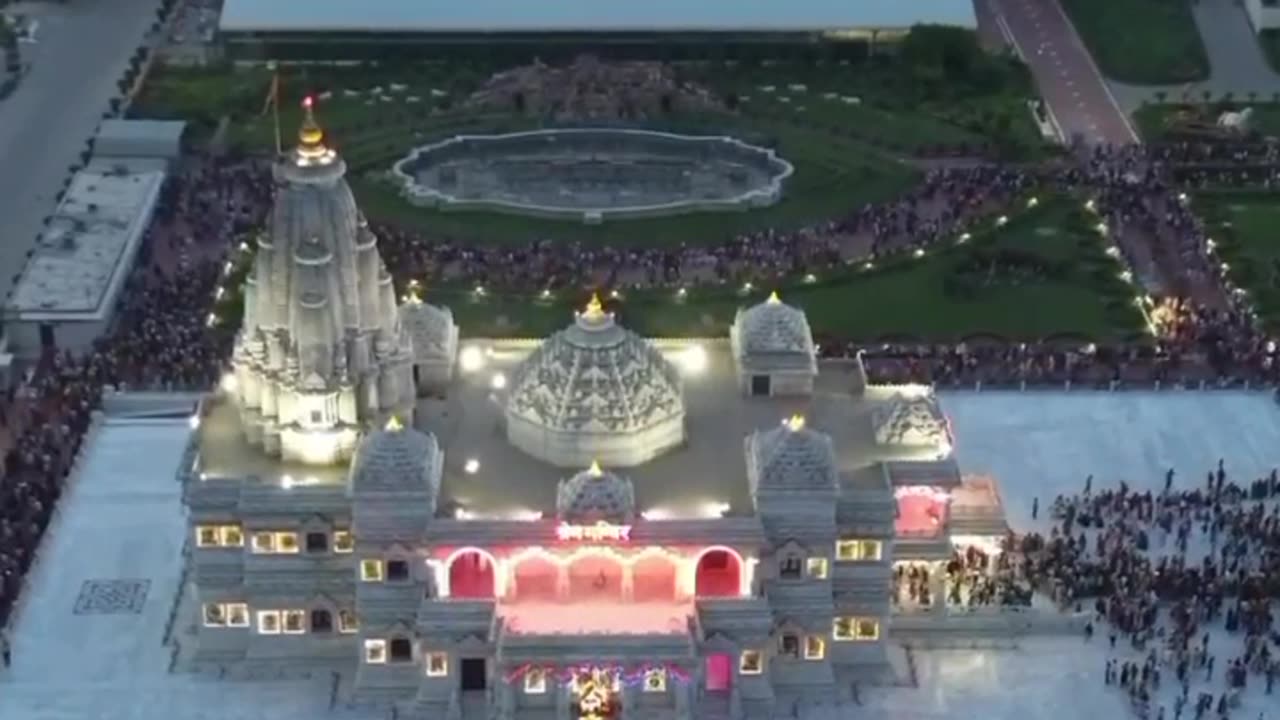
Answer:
top-left (555, 521), bottom-right (632, 542)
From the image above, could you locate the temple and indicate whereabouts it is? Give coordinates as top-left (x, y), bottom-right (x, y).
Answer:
top-left (181, 110), bottom-right (1012, 720)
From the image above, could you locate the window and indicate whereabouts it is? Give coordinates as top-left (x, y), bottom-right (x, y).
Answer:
top-left (333, 530), bottom-right (354, 553)
top-left (643, 668), bottom-right (667, 693)
top-left (364, 639), bottom-right (387, 664)
top-left (197, 526), bottom-right (219, 547)
top-left (311, 609), bottom-right (333, 633)
top-left (778, 633), bottom-right (800, 658)
top-left (197, 525), bottom-right (243, 548)
top-left (426, 652), bottom-right (449, 677)
top-left (310, 410), bottom-right (323, 424)
top-left (805, 635), bottom-right (825, 660)
top-left (386, 559), bottom-right (410, 582)
top-left (389, 638), bottom-right (413, 663)
top-left (257, 610), bottom-right (281, 635)
top-left (203, 603), bottom-right (226, 627)
top-left (251, 532), bottom-right (275, 554)
top-left (226, 603), bottom-right (249, 627)
top-left (220, 526), bottom-right (244, 547)
top-left (835, 539), bottom-right (881, 562)
top-left (524, 668), bottom-right (547, 694)
top-left (360, 559), bottom-right (384, 582)
top-left (305, 532), bottom-right (328, 553)
top-left (283, 609), bottom-right (306, 634)
top-left (833, 617), bottom-right (880, 642)
top-left (806, 557), bottom-right (829, 579)
top-left (338, 609), bottom-right (359, 634)
top-left (274, 532), bottom-right (299, 554)
top-left (739, 650), bottom-right (763, 675)
top-left (778, 555), bottom-right (802, 579)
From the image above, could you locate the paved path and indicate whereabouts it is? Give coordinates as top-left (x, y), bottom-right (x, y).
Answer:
top-left (0, 0), bottom-right (162, 304)
top-left (1110, 0), bottom-right (1280, 112)
top-left (992, 0), bottom-right (1137, 145)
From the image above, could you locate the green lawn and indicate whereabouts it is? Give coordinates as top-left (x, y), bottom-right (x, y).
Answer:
top-left (1059, 0), bottom-right (1209, 84)
top-left (416, 198), bottom-right (1146, 340)
top-left (1133, 101), bottom-right (1280, 142)
top-left (1196, 197), bottom-right (1280, 332)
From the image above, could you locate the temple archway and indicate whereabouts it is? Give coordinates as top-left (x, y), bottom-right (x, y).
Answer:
top-left (695, 547), bottom-right (742, 597)
top-left (448, 549), bottom-right (497, 599)
top-left (632, 554), bottom-right (679, 602)
top-left (567, 554), bottom-right (624, 601)
top-left (511, 554), bottom-right (559, 601)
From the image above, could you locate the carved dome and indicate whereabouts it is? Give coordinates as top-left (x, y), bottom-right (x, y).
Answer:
top-left (873, 392), bottom-right (950, 447)
top-left (401, 297), bottom-right (457, 359)
top-left (349, 417), bottom-right (441, 493)
top-left (735, 292), bottom-right (816, 355)
top-left (504, 296), bottom-right (686, 468)
top-left (747, 415), bottom-right (838, 493)
top-left (556, 462), bottom-right (636, 523)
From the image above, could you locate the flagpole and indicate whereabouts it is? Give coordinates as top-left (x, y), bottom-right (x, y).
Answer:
top-left (268, 61), bottom-right (282, 157)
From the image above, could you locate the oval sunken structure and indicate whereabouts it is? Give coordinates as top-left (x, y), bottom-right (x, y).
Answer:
top-left (391, 128), bottom-right (794, 223)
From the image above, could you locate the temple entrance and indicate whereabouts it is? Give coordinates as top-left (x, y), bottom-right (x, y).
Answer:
top-left (512, 555), bottom-right (559, 601)
top-left (567, 555), bottom-right (623, 601)
top-left (631, 555), bottom-right (678, 602)
top-left (705, 653), bottom-right (732, 692)
top-left (750, 375), bottom-right (770, 396)
top-left (461, 658), bottom-right (487, 691)
top-left (39, 323), bottom-right (55, 349)
top-left (695, 549), bottom-right (741, 597)
top-left (449, 550), bottom-right (496, 599)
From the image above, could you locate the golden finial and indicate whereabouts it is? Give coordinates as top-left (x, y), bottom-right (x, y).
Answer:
top-left (588, 460), bottom-right (603, 477)
top-left (385, 416), bottom-right (403, 432)
top-left (298, 96), bottom-right (324, 147)
top-left (766, 291), bottom-right (781, 305)
top-left (785, 415), bottom-right (806, 432)
top-left (582, 293), bottom-right (605, 320)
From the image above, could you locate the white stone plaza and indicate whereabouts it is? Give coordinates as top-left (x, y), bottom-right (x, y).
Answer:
top-left (2, 390), bottom-right (1277, 720)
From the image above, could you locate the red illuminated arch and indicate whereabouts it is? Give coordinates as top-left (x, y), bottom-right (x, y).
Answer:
top-left (694, 546), bottom-right (743, 597)
top-left (447, 548), bottom-right (496, 599)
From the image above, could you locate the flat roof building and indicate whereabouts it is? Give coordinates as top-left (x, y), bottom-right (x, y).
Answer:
top-left (2, 162), bottom-right (166, 357)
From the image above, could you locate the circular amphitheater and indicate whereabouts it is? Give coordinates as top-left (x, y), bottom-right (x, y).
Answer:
top-left (391, 128), bottom-right (794, 223)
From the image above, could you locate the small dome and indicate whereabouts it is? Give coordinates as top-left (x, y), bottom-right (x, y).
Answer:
top-left (748, 415), bottom-right (838, 492)
top-left (873, 392), bottom-right (950, 447)
top-left (401, 297), bottom-right (457, 358)
top-left (734, 292), bottom-right (816, 357)
top-left (349, 418), bottom-right (440, 492)
top-left (556, 462), bottom-right (635, 523)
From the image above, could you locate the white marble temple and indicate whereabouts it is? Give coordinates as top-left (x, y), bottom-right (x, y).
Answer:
top-left (3, 393), bottom-right (1278, 720)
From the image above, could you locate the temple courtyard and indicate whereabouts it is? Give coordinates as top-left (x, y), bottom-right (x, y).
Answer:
top-left (0, 390), bottom-right (1277, 719)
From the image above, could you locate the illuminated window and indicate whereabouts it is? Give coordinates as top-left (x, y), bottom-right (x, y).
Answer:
top-left (196, 526), bottom-right (220, 547)
top-left (835, 540), bottom-right (881, 562)
top-left (274, 532), bottom-right (299, 554)
top-left (202, 603), bottom-right (226, 627)
top-left (739, 650), bottom-right (763, 675)
top-left (338, 609), bottom-right (359, 633)
top-left (282, 609), bottom-right (306, 634)
top-left (524, 668), bottom-right (547, 694)
top-left (220, 525), bottom-right (243, 547)
top-left (778, 633), bottom-right (800, 658)
top-left (806, 557), bottom-right (829, 579)
top-left (804, 635), bottom-right (826, 660)
top-left (360, 559), bottom-right (385, 582)
top-left (257, 610), bottom-right (281, 635)
top-left (251, 532), bottom-right (275, 553)
top-left (226, 603), bottom-right (249, 627)
top-left (333, 530), bottom-right (354, 553)
top-left (426, 652), bottom-right (449, 677)
top-left (643, 668), bottom-right (667, 693)
top-left (833, 617), bottom-right (880, 642)
top-left (364, 639), bottom-right (387, 664)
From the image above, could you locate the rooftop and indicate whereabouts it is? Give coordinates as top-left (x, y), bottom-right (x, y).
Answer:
top-left (194, 342), bottom-right (940, 515)
top-left (4, 164), bottom-right (165, 320)
top-left (218, 0), bottom-right (977, 34)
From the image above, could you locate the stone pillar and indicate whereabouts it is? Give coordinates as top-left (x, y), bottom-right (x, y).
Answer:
top-left (930, 563), bottom-right (947, 616)
top-left (555, 676), bottom-right (572, 720)
top-left (675, 675), bottom-right (692, 720)
top-left (620, 679), bottom-right (637, 720)
top-left (499, 675), bottom-right (516, 720)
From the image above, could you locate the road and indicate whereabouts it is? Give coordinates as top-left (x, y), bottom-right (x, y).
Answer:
top-left (0, 0), bottom-right (163, 304)
top-left (994, 0), bottom-right (1137, 145)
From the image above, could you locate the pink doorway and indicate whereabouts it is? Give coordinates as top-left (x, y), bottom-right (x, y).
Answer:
top-left (695, 549), bottom-right (741, 597)
top-left (705, 653), bottom-right (732, 691)
top-left (449, 551), bottom-right (496, 599)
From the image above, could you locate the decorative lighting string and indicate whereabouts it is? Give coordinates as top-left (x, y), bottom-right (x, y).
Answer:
top-left (503, 661), bottom-right (692, 687)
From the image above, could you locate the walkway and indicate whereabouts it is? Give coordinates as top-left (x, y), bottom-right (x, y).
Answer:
top-left (0, 0), bottom-right (162, 303)
top-left (992, 0), bottom-right (1137, 145)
